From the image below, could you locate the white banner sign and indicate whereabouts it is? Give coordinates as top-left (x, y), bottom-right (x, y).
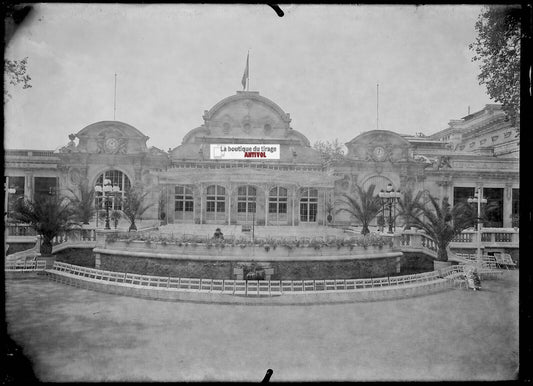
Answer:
top-left (210, 144), bottom-right (280, 160)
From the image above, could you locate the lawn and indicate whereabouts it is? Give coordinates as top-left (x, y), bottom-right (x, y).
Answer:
top-left (4, 271), bottom-right (518, 382)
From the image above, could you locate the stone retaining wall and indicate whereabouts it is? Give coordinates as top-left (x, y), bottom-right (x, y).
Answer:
top-left (98, 253), bottom-right (402, 280)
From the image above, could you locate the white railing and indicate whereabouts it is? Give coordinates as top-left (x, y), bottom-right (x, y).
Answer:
top-left (6, 260), bottom-right (47, 272)
top-left (399, 228), bottom-right (518, 258)
top-left (47, 262), bottom-right (478, 296)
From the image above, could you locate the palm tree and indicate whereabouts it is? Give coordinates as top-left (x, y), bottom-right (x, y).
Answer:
top-left (67, 180), bottom-right (95, 225)
top-left (407, 195), bottom-right (476, 262)
top-left (397, 189), bottom-right (425, 230)
top-left (12, 194), bottom-right (77, 255)
top-left (121, 185), bottom-right (154, 231)
top-left (335, 184), bottom-right (381, 235)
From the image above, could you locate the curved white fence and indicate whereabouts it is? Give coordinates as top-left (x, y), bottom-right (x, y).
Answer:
top-left (47, 262), bottom-right (475, 296)
top-left (6, 260), bottom-right (47, 272)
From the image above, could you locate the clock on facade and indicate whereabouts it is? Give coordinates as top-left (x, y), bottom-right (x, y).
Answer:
top-left (373, 146), bottom-right (386, 161)
top-left (105, 137), bottom-right (119, 152)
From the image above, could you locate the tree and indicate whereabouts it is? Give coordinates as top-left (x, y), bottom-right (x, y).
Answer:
top-left (313, 139), bottom-right (346, 167)
top-left (12, 195), bottom-right (76, 256)
top-left (335, 184), bottom-right (381, 235)
top-left (397, 189), bottom-right (425, 230)
top-left (4, 57), bottom-right (32, 101)
top-left (67, 180), bottom-right (96, 225)
top-left (407, 195), bottom-right (476, 262)
top-left (121, 185), bottom-right (154, 232)
top-left (469, 5), bottom-right (521, 126)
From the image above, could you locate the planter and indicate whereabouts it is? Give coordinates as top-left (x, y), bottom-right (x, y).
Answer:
top-left (102, 240), bottom-right (396, 260)
top-left (433, 260), bottom-right (451, 274)
top-left (37, 255), bottom-right (56, 269)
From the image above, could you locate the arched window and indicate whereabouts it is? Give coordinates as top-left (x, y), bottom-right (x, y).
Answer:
top-left (175, 186), bottom-right (194, 212)
top-left (300, 188), bottom-right (318, 222)
top-left (237, 186), bottom-right (256, 213)
top-left (94, 170), bottom-right (131, 211)
top-left (206, 185), bottom-right (225, 213)
top-left (361, 175), bottom-right (393, 193)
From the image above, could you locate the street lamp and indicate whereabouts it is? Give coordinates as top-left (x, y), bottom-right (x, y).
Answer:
top-left (378, 183), bottom-right (401, 234)
top-left (4, 181), bottom-right (17, 256)
top-left (467, 187), bottom-right (487, 261)
top-left (95, 179), bottom-right (115, 230)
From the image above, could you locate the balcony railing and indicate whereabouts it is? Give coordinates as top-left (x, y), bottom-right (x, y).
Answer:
top-left (402, 228), bottom-right (519, 253)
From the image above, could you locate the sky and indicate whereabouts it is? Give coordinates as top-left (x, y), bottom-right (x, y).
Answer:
top-left (4, 4), bottom-right (494, 151)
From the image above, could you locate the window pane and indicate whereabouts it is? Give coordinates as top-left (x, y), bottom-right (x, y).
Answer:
top-left (453, 187), bottom-right (475, 204)
top-left (484, 188), bottom-right (503, 227)
top-left (512, 188), bottom-right (519, 217)
top-left (34, 177), bottom-right (58, 200)
top-left (185, 201), bottom-right (194, 212)
top-left (279, 203), bottom-right (287, 214)
top-left (216, 202), bottom-right (225, 212)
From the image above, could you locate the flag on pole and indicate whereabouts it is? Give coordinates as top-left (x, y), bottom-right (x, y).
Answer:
top-left (241, 53), bottom-right (249, 90)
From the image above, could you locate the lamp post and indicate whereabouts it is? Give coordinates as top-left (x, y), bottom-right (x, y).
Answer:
top-left (467, 187), bottom-right (487, 261)
top-left (95, 179), bottom-right (116, 230)
top-left (378, 183), bottom-right (401, 234)
top-left (4, 180), bottom-right (16, 257)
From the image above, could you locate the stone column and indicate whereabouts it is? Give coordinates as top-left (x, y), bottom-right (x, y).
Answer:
top-left (227, 184), bottom-right (234, 226)
top-left (503, 182), bottom-right (513, 228)
top-left (264, 185), bottom-right (269, 226)
top-left (198, 183), bottom-right (204, 224)
top-left (24, 171), bottom-right (33, 200)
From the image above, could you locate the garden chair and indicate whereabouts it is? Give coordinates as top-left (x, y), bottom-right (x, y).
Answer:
top-left (500, 253), bottom-right (517, 269)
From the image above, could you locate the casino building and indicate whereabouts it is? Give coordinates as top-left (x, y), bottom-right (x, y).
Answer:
top-left (5, 91), bottom-right (520, 229)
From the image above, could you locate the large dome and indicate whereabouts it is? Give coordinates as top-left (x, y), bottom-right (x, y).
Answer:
top-left (171, 91), bottom-right (321, 163)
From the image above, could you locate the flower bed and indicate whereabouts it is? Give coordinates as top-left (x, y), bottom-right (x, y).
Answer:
top-left (103, 232), bottom-right (394, 258)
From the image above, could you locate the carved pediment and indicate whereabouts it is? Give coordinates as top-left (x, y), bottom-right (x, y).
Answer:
top-left (345, 130), bottom-right (412, 162)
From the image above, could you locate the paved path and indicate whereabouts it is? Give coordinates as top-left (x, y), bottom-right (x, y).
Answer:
top-left (5, 271), bottom-right (518, 382)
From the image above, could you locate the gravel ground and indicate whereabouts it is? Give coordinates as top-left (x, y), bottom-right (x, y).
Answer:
top-left (4, 271), bottom-right (518, 382)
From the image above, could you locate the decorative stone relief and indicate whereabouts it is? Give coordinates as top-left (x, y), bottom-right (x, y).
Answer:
top-left (69, 168), bottom-right (82, 185)
top-left (223, 122), bottom-right (231, 134)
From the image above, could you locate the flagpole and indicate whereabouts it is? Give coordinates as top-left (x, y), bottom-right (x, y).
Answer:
top-left (114, 73), bottom-right (117, 120)
top-left (376, 82), bottom-right (379, 130)
top-left (247, 50), bottom-right (250, 91)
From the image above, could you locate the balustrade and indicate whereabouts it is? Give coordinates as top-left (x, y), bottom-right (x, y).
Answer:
top-left (7, 224), bottom-right (37, 237)
top-left (47, 261), bottom-right (468, 296)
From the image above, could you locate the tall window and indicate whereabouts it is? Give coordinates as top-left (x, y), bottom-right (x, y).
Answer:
top-left (237, 186), bottom-right (256, 213)
top-left (206, 185), bottom-right (225, 213)
top-left (484, 188), bottom-right (503, 228)
top-left (6, 176), bottom-right (25, 219)
top-left (94, 170), bottom-right (131, 211)
top-left (34, 177), bottom-right (58, 201)
top-left (512, 188), bottom-right (519, 226)
top-left (175, 186), bottom-right (194, 212)
top-left (269, 187), bottom-right (287, 214)
top-left (453, 187), bottom-right (475, 205)
top-left (300, 188), bottom-right (318, 222)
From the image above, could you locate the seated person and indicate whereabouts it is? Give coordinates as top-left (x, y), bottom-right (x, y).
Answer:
top-left (213, 228), bottom-right (224, 240)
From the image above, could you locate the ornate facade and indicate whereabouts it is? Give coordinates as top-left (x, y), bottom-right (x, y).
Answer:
top-left (5, 91), bottom-right (520, 228)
